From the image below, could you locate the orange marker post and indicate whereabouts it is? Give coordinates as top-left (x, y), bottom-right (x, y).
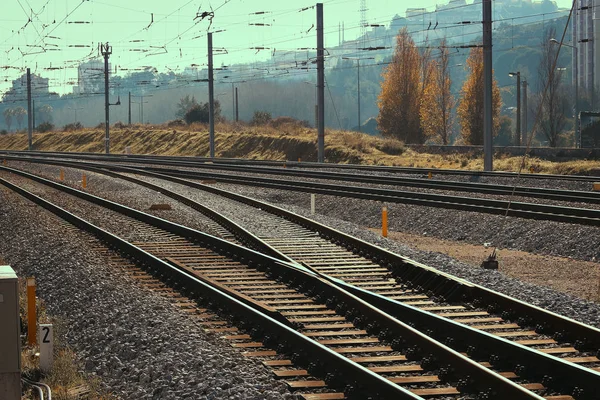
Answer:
top-left (59, 169), bottom-right (64, 181)
top-left (27, 277), bottom-right (37, 346)
top-left (82, 173), bottom-right (87, 189)
top-left (2, 159), bottom-right (6, 166)
top-left (382, 206), bottom-right (388, 238)
top-left (428, 171), bottom-right (432, 179)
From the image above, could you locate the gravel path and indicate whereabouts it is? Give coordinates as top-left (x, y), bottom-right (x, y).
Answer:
top-left (0, 183), bottom-right (294, 399)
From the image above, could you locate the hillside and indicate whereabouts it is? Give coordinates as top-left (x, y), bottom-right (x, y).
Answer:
top-left (1, 123), bottom-right (599, 176)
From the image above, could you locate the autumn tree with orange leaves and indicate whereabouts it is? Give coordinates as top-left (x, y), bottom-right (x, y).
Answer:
top-left (377, 28), bottom-right (429, 144)
top-left (456, 47), bottom-right (502, 145)
top-left (420, 40), bottom-right (454, 145)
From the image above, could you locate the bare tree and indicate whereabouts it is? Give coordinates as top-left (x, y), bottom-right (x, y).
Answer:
top-left (14, 107), bottom-right (27, 130)
top-left (534, 27), bottom-right (569, 147)
top-left (3, 108), bottom-right (14, 131)
top-left (421, 40), bottom-right (454, 144)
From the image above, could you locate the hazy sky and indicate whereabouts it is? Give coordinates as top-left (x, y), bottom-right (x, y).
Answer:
top-left (0, 0), bottom-right (574, 95)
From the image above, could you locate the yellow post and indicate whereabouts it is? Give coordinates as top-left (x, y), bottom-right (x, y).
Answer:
top-left (298, 158), bottom-right (301, 162)
top-left (82, 173), bottom-right (87, 189)
top-left (27, 277), bottom-right (37, 346)
top-left (382, 206), bottom-right (388, 238)
top-left (428, 171), bottom-right (432, 179)
top-left (59, 169), bottom-right (64, 181)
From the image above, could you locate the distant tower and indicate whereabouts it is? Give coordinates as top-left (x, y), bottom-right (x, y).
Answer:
top-left (360, 0), bottom-right (367, 48)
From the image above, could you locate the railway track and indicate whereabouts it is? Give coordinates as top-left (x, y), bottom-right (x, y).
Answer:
top-left (0, 169), bottom-right (548, 400)
top-left (2, 164), bottom-right (600, 399)
top-left (4, 151), bottom-right (600, 205)
top-left (6, 154), bottom-right (600, 227)
top-left (3, 150), bottom-right (600, 182)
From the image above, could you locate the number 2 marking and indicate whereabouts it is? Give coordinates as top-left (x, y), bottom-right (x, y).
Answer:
top-left (42, 327), bottom-right (50, 343)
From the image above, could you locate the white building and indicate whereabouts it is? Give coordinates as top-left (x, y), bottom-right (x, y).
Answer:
top-left (77, 59), bottom-right (107, 94)
top-left (573, 0), bottom-right (599, 104)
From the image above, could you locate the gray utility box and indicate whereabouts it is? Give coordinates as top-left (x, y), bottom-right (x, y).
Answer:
top-left (0, 265), bottom-right (21, 400)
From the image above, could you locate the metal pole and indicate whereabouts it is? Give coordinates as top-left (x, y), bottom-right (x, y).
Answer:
top-left (141, 95), bottom-right (144, 124)
top-left (128, 92), bottom-right (131, 125)
top-left (101, 42), bottom-right (111, 154)
top-left (357, 59), bottom-right (361, 132)
top-left (235, 87), bottom-right (239, 122)
top-left (522, 80), bottom-right (528, 144)
top-left (32, 99), bottom-right (35, 131)
top-left (516, 72), bottom-right (521, 146)
top-left (208, 32), bottom-right (215, 158)
top-left (232, 82), bottom-right (235, 121)
top-left (27, 68), bottom-right (32, 150)
top-left (316, 3), bottom-right (325, 163)
top-left (482, 0), bottom-right (493, 171)
top-left (574, 45), bottom-right (579, 148)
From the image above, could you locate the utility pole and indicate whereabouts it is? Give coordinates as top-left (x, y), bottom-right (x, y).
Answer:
top-left (231, 83), bottom-right (235, 121)
top-left (101, 42), bottom-right (112, 154)
top-left (522, 80), bottom-right (528, 145)
top-left (32, 99), bottom-right (35, 131)
top-left (343, 56), bottom-right (373, 131)
top-left (208, 32), bottom-right (215, 158)
top-left (128, 92), bottom-right (131, 125)
top-left (27, 68), bottom-right (32, 150)
top-left (357, 59), bottom-right (361, 131)
top-left (316, 3), bottom-right (325, 163)
top-left (141, 95), bottom-right (144, 124)
top-left (482, 0), bottom-right (493, 171)
top-left (235, 87), bottom-right (239, 122)
top-left (509, 72), bottom-right (520, 146)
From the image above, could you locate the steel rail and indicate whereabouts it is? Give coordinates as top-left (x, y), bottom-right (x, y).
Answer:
top-left (30, 159), bottom-right (600, 349)
top-left (5, 157), bottom-right (600, 354)
top-left (0, 150), bottom-right (600, 182)
top-left (4, 161), bottom-right (600, 398)
top-left (135, 166), bottom-right (600, 226)
top-left (3, 149), bottom-right (599, 181)
top-left (0, 167), bottom-right (539, 399)
top-left (0, 175), bottom-right (419, 399)
top-left (3, 154), bottom-right (600, 225)
top-left (25, 151), bottom-right (600, 204)
top-left (102, 160), bottom-right (600, 205)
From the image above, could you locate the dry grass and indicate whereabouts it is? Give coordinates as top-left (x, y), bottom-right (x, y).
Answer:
top-left (1, 121), bottom-right (599, 175)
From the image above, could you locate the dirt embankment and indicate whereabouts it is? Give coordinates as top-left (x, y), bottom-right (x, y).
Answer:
top-left (0, 124), bottom-right (407, 164)
top-left (2, 123), bottom-right (600, 174)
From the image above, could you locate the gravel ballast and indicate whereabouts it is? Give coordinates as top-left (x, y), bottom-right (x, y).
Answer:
top-left (0, 184), bottom-right (294, 399)
top-left (6, 161), bottom-right (600, 328)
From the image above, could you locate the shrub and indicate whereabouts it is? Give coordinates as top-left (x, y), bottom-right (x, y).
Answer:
top-left (0, 129), bottom-right (7, 135)
top-left (63, 122), bottom-right (83, 132)
top-left (185, 104), bottom-right (209, 124)
top-left (167, 119), bottom-right (186, 127)
top-left (36, 122), bottom-right (54, 133)
top-left (184, 100), bottom-right (221, 124)
top-left (252, 111), bottom-right (272, 126)
top-left (375, 138), bottom-right (405, 155)
top-left (269, 116), bottom-right (296, 127)
top-left (113, 121), bottom-right (126, 129)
